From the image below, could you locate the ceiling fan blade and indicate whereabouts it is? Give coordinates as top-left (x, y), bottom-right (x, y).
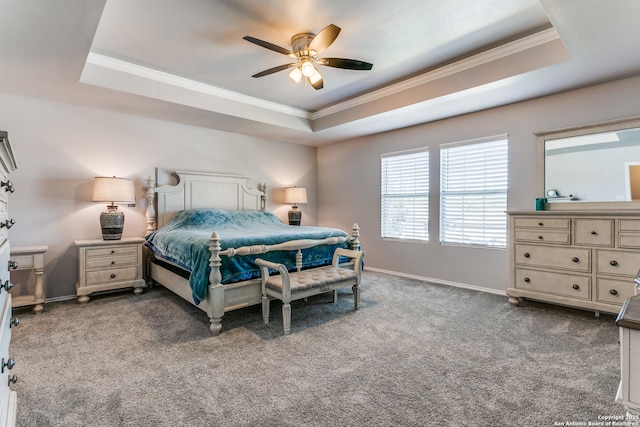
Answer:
top-left (319, 58), bottom-right (373, 70)
top-left (308, 24), bottom-right (341, 55)
top-left (309, 75), bottom-right (323, 90)
top-left (251, 63), bottom-right (297, 78)
top-left (243, 36), bottom-right (295, 57)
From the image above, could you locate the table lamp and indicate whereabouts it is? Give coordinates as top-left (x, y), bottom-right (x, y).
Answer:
top-left (283, 186), bottom-right (307, 226)
top-left (92, 176), bottom-right (135, 240)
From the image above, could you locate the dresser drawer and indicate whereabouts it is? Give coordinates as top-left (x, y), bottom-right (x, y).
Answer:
top-left (620, 220), bottom-right (640, 232)
top-left (574, 219), bottom-right (614, 247)
top-left (86, 266), bottom-right (139, 286)
top-left (514, 230), bottom-right (570, 244)
top-left (515, 268), bottom-right (590, 300)
top-left (596, 278), bottom-right (637, 305)
top-left (514, 244), bottom-right (591, 272)
top-left (596, 250), bottom-right (640, 276)
top-left (620, 234), bottom-right (640, 249)
top-left (85, 245), bottom-right (138, 258)
top-left (86, 255), bottom-right (138, 270)
top-left (514, 217), bottom-right (570, 230)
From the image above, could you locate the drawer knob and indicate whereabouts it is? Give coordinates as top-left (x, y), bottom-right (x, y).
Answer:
top-left (7, 375), bottom-right (18, 386)
top-left (8, 260), bottom-right (18, 270)
top-left (572, 284), bottom-right (580, 290)
top-left (591, 231), bottom-right (598, 235)
top-left (10, 318), bottom-right (20, 328)
top-left (111, 250), bottom-right (115, 254)
top-left (0, 218), bottom-right (15, 229)
top-left (610, 260), bottom-right (618, 266)
top-left (572, 257), bottom-right (580, 263)
top-left (524, 252), bottom-right (531, 258)
top-left (1, 358), bottom-right (15, 373)
top-left (538, 222), bottom-right (544, 227)
top-left (538, 236), bottom-right (544, 240)
top-left (1, 280), bottom-right (13, 291)
top-left (610, 289), bottom-right (618, 296)
top-left (111, 261), bottom-right (115, 265)
top-left (1, 180), bottom-right (15, 193)
top-left (524, 277), bottom-right (531, 283)
top-left (110, 273), bottom-right (116, 279)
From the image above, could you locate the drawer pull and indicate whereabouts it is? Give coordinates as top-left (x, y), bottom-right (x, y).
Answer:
top-left (524, 277), bottom-right (531, 283)
top-left (1, 180), bottom-right (15, 193)
top-left (111, 250), bottom-right (115, 254)
top-left (110, 273), bottom-right (116, 279)
top-left (524, 252), bottom-right (531, 258)
top-left (610, 289), bottom-right (618, 296)
top-left (538, 222), bottom-right (544, 227)
top-left (8, 260), bottom-right (18, 270)
top-left (572, 284), bottom-right (580, 290)
top-left (538, 236), bottom-right (544, 240)
top-left (1, 280), bottom-right (13, 291)
top-left (591, 231), bottom-right (597, 235)
top-left (1, 358), bottom-right (15, 373)
top-left (111, 261), bottom-right (115, 265)
top-left (7, 375), bottom-right (18, 386)
top-left (1, 218), bottom-right (15, 229)
top-left (10, 318), bottom-right (20, 328)
top-left (572, 257), bottom-right (580, 263)
top-left (610, 260), bottom-right (618, 266)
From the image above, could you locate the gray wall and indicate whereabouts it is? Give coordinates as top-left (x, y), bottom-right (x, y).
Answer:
top-left (0, 92), bottom-right (318, 300)
top-left (317, 75), bottom-right (640, 293)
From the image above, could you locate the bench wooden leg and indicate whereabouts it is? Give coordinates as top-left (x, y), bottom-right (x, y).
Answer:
top-left (282, 302), bottom-right (291, 335)
top-left (262, 296), bottom-right (270, 324)
top-left (353, 283), bottom-right (360, 310)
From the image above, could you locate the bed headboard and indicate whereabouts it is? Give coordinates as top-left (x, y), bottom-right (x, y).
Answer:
top-left (145, 170), bottom-right (267, 235)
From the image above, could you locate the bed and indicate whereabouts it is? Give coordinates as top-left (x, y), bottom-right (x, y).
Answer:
top-left (144, 170), bottom-right (361, 336)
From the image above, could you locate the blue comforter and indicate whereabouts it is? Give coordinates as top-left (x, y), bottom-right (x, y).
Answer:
top-left (145, 209), bottom-right (349, 304)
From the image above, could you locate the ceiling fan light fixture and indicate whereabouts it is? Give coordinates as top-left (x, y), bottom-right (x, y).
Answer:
top-left (309, 69), bottom-right (322, 85)
top-left (289, 67), bottom-right (302, 83)
top-left (301, 60), bottom-right (315, 77)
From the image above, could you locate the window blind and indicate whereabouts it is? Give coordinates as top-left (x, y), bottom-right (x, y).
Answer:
top-left (381, 149), bottom-right (429, 241)
top-left (439, 139), bottom-right (508, 248)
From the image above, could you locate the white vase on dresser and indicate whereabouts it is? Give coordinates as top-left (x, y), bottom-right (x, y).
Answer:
top-left (0, 131), bottom-right (18, 427)
top-left (507, 211), bottom-right (640, 314)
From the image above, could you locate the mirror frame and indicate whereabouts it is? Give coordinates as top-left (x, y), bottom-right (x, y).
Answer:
top-left (536, 116), bottom-right (640, 211)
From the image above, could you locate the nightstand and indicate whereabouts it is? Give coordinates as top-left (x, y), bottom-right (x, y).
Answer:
top-left (75, 237), bottom-right (146, 303)
top-left (10, 245), bottom-right (48, 313)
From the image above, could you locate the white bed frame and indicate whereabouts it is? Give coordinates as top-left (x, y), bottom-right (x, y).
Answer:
top-left (144, 170), bottom-right (361, 336)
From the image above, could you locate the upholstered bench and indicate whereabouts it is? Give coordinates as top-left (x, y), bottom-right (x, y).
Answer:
top-left (255, 248), bottom-right (365, 335)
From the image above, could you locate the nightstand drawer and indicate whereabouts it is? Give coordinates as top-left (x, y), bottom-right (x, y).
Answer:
top-left (86, 255), bottom-right (138, 269)
top-left (85, 246), bottom-right (138, 258)
top-left (86, 266), bottom-right (139, 286)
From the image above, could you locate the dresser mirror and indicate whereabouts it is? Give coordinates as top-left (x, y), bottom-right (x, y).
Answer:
top-left (538, 117), bottom-right (640, 209)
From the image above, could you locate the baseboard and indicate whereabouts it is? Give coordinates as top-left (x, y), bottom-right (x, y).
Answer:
top-left (364, 266), bottom-right (507, 297)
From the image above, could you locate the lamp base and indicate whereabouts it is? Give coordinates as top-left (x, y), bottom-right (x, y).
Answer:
top-left (100, 205), bottom-right (125, 240)
top-left (288, 208), bottom-right (302, 226)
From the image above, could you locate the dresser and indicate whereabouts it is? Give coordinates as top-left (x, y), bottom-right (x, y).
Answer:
top-left (507, 211), bottom-right (640, 314)
top-left (0, 131), bottom-right (18, 427)
top-left (75, 238), bottom-right (146, 303)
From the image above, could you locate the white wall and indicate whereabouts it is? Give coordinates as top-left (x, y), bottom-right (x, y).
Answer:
top-left (317, 75), bottom-right (640, 293)
top-left (0, 92), bottom-right (317, 299)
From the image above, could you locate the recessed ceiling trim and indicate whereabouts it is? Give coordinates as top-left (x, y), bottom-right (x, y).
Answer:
top-left (310, 28), bottom-right (562, 120)
top-left (85, 52), bottom-right (312, 119)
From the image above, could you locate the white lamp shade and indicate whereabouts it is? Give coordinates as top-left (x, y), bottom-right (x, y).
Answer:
top-left (92, 177), bottom-right (135, 203)
top-left (283, 187), bottom-right (308, 205)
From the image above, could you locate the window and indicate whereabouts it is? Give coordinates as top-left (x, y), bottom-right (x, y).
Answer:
top-left (440, 137), bottom-right (508, 248)
top-left (381, 149), bottom-right (429, 241)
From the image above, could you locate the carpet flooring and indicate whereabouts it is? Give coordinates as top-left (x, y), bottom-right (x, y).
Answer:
top-left (9, 271), bottom-right (628, 426)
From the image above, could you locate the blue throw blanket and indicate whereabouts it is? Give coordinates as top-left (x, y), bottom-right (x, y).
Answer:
top-left (145, 209), bottom-right (349, 304)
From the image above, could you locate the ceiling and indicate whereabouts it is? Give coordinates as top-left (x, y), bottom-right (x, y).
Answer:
top-left (1, 0), bottom-right (640, 146)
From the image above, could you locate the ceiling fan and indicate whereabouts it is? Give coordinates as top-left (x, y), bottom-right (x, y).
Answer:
top-left (243, 24), bottom-right (373, 90)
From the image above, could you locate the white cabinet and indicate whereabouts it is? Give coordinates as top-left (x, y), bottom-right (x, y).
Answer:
top-left (507, 211), bottom-right (640, 314)
top-left (616, 295), bottom-right (640, 415)
top-left (0, 131), bottom-right (17, 427)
